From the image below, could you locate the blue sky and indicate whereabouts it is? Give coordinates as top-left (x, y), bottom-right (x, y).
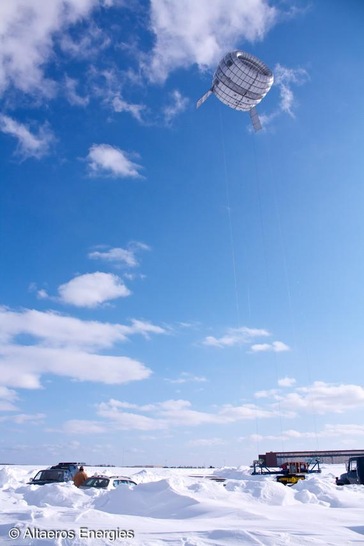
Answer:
top-left (1, 0), bottom-right (364, 466)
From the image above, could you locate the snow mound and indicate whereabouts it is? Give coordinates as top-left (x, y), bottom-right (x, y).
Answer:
top-left (0, 466), bottom-right (32, 488)
top-left (225, 477), bottom-right (297, 506)
top-left (17, 482), bottom-right (89, 509)
top-left (94, 477), bottom-right (201, 519)
top-left (294, 475), bottom-right (364, 507)
top-left (0, 464), bottom-right (364, 545)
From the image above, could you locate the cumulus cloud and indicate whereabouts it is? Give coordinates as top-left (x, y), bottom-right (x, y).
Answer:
top-left (260, 64), bottom-right (309, 128)
top-left (0, 413), bottom-right (45, 425)
top-left (62, 397), bottom-right (278, 434)
top-left (275, 381), bottom-right (364, 415)
top-left (146, 0), bottom-right (277, 82)
top-left (0, 115), bottom-right (54, 159)
top-left (88, 241), bottom-right (150, 268)
top-left (97, 399), bottom-right (167, 430)
top-left (0, 306), bottom-right (166, 389)
top-left (57, 272), bottom-right (131, 307)
top-left (248, 423), bottom-right (364, 443)
top-left (274, 63), bottom-right (309, 117)
top-left (0, 344), bottom-right (152, 389)
top-left (0, 386), bottom-right (19, 412)
top-left (87, 144), bottom-right (143, 178)
top-left (63, 75), bottom-right (89, 106)
top-left (112, 95), bottom-right (146, 122)
top-left (162, 90), bottom-right (189, 124)
top-left (202, 326), bottom-right (290, 353)
top-left (278, 377), bottom-right (296, 387)
top-left (202, 326), bottom-right (270, 348)
top-left (0, 306), bottom-right (165, 349)
top-left (252, 381), bottom-right (364, 419)
top-left (254, 388), bottom-right (279, 399)
top-left (62, 419), bottom-right (109, 435)
top-left (166, 372), bottom-right (207, 384)
top-left (250, 341), bottom-right (290, 353)
top-left (59, 19), bottom-right (111, 60)
top-left (0, 0), bottom-right (99, 97)
top-left (58, 381), bottom-right (364, 435)
top-left (188, 438), bottom-right (225, 447)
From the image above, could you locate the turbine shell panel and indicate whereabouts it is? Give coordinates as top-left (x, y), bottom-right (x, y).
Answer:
top-left (212, 51), bottom-right (274, 112)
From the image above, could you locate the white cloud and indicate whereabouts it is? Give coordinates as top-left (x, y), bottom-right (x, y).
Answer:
top-left (88, 241), bottom-right (150, 268)
top-left (250, 341), bottom-right (290, 353)
top-left (163, 90), bottom-right (189, 124)
top-left (276, 381), bottom-right (364, 415)
top-left (0, 306), bottom-right (166, 349)
top-left (67, 397), bottom-right (278, 434)
top-left (0, 413), bottom-right (45, 425)
top-left (202, 326), bottom-right (270, 348)
top-left (166, 372), bottom-right (207, 384)
top-left (97, 400), bottom-right (167, 430)
top-left (64, 75), bottom-right (89, 106)
top-left (0, 344), bottom-right (152, 389)
top-left (254, 388), bottom-right (279, 399)
top-left (0, 115), bottom-right (54, 158)
top-left (274, 64), bottom-right (309, 117)
top-left (0, 386), bottom-right (19, 412)
top-left (57, 272), bottom-right (131, 307)
top-left (87, 144), bottom-right (143, 178)
top-left (62, 420), bottom-right (108, 435)
top-left (278, 376), bottom-right (296, 387)
top-left (219, 403), bottom-right (277, 421)
top-left (112, 95), bottom-right (146, 122)
top-left (60, 20), bottom-right (111, 60)
top-left (14, 413), bottom-right (45, 424)
top-left (321, 423), bottom-right (364, 437)
top-left (146, 0), bottom-right (277, 82)
top-left (248, 423), bottom-right (364, 443)
top-left (0, 0), bottom-right (99, 97)
top-left (260, 63), bottom-right (309, 128)
top-left (188, 438), bottom-right (225, 447)
top-left (60, 383), bottom-right (364, 436)
top-left (248, 380), bottom-right (364, 417)
top-left (0, 306), bottom-right (166, 389)
top-left (0, 386), bottom-right (18, 402)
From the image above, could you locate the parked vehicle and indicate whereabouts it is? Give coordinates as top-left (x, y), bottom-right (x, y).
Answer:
top-left (29, 468), bottom-right (73, 485)
top-left (336, 456), bottom-right (364, 485)
top-left (49, 462), bottom-right (82, 477)
top-left (80, 475), bottom-right (136, 490)
top-left (252, 458), bottom-right (321, 486)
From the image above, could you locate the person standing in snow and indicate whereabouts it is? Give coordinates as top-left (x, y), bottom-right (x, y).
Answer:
top-left (73, 466), bottom-right (88, 487)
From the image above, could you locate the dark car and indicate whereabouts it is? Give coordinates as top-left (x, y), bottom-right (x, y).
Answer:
top-left (49, 462), bottom-right (82, 478)
top-left (80, 475), bottom-right (136, 490)
top-left (29, 468), bottom-right (73, 485)
top-left (336, 456), bottom-right (364, 485)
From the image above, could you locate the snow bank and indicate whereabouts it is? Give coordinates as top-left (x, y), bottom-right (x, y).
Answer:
top-left (0, 464), bottom-right (363, 545)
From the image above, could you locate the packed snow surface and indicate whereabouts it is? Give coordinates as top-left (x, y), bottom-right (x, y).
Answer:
top-left (0, 464), bottom-right (363, 545)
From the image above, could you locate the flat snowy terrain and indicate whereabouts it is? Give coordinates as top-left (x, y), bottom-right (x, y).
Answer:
top-left (1, 464), bottom-right (363, 545)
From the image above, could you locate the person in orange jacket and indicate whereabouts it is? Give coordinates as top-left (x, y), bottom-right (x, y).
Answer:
top-left (73, 466), bottom-right (88, 487)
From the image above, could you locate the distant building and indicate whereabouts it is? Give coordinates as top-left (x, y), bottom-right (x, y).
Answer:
top-left (259, 449), bottom-right (364, 467)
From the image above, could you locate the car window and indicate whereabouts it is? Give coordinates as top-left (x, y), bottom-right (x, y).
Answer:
top-left (113, 479), bottom-right (134, 486)
top-left (96, 479), bottom-right (109, 488)
top-left (84, 478), bottom-right (109, 488)
top-left (34, 470), bottom-right (64, 481)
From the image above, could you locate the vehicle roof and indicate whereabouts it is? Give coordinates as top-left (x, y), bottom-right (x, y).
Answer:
top-left (87, 474), bottom-right (134, 480)
top-left (37, 468), bottom-right (68, 473)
